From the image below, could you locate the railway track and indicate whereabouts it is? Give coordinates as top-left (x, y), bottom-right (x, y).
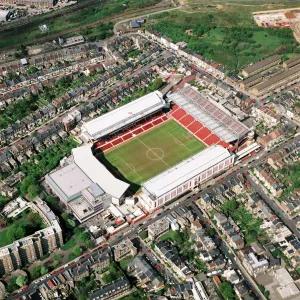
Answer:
top-left (0, 4), bottom-right (170, 51)
top-left (0, 0), bottom-right (108, 34)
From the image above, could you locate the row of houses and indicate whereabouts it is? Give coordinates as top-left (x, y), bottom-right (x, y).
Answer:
top-left (253, 163), bottom-right (285, 197)
top-left (214, 213), bottom-right (245, 250)
top-left (144, 30), bottom-right (227, 79)
top-left (39, 252), bottom-right (111, 300)
top-left (0, 42), bottom-right (105, 77)
top-left (257, 123), bottom-right (296, 150)
top-left (0, 123), bottom-right (67, 176)
top-left (198, 173), bottom-right (245, 210)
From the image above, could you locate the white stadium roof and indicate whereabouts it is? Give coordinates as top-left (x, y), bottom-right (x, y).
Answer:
top-left (168, 85), bottom-right (249, 142)
top-left (142, 145), bottom-right (232, 199)
top-left (82, 91), bottom-right (165, 140)
top-left (72, 145), bottom-right (129, 199)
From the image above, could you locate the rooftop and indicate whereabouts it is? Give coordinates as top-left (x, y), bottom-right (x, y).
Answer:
top-left (82, 91), bottom-right (165, 140)
top-left (142, 145), bottom-right (232, 199)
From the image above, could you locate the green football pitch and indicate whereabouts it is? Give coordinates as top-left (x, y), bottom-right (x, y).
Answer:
top-left (98, 120), bottom-right (206, 193)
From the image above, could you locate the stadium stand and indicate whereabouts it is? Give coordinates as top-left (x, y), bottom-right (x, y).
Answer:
top-left (168, 85), bottom-right (249, 143)
top-left (94, 113), bottom-right (169, 152)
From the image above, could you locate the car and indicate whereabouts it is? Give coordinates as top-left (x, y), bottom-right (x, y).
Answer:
top-left (147, 249), bottom-right (151, 253)
top-left (21, 286), bottom-right (28, 291)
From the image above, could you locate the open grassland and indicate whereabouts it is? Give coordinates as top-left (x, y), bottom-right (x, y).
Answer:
top-left (148, 2), bottom-right (300, 71)
top-left (98, 120), bottom-right (206, 192)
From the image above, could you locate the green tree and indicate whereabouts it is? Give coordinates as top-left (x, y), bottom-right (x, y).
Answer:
top-left (54, 254), bottom-right (63, 262)
top-left (6, 225), bottom-right (25, 243)
top-left (221, 200), bottom-right (238, 216)
top-left (16, 275), bottom-right (27, 287)
top-left (31, 266), bottom-right (42, 279)
top-left (40, 266), bottom-right (49, 276)
top-left (219, 282), bottom-right (237, 300)
top-left (72, 246), bottom-right (82, 257)
top-left (205, 227), bottom-right (216, 237)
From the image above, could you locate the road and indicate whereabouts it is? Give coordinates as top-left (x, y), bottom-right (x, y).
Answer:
top-left (246, 174), bottom-right (300, 239)
top-left (113, 5), bottom-right (181, 34)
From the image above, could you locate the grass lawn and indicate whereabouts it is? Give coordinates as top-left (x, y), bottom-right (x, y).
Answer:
top-left (61, 238), bottom-right (77, 251)
top-left (138, 230), bottom-right (148, 240)
top-left (119, 257), bottom-right (135, 270)
top-left (98, 120), bottom-right (206, 192)
top-left (0, 230), bottom-right (11, 248)
top-left (160, 230), bottom-right (180, 242)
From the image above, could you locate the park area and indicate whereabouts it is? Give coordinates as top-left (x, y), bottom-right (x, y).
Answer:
top-left (148, 3), bottom-right (300, 71)
top-left (98, 120), bottom-right (206, 192)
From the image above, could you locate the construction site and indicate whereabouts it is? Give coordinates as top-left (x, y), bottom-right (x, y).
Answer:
top-left (253, 8), bottom-right (300, 42)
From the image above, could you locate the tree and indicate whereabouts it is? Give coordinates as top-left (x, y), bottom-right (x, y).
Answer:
top-left (16, 275), bottom-right (27, 287)
top-left (40, 266), bottom-right (49, 276)
top-left (73, 246), bottom-right (82, 257)
top-left (31, 266), bottom-right (42, 279)
top-left (221, 200), bottom-right (238, 216)
top-left (6, 225), bottom-right (25, 243)
top-left (205, 227), bottom-right (216, 237)
top-left (54, 254), bottom-right (63, 262)
top-left (219, 282), bottom-right (236, 300)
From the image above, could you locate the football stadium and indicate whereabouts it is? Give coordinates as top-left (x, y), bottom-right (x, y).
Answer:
top-left (98, 120), bottom-right (206, 189)
top-left (80, 84), bottom-right (249, 212)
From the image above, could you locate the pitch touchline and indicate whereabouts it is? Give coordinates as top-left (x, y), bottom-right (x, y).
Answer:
top-left (137, 138), bottom-right (170, 168)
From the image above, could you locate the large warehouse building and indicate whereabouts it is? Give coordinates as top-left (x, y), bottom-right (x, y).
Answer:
top-left (45, 145), bottom-right (129, 223)
top-left (139, 145), bottom-right (234, 212)
top-left (82, 91), bottom-right (166, 141)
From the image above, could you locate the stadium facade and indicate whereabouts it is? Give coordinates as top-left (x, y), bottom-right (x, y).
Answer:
top-left (139, 145), bottom-right (234, 212)
top-left (45, 145), bottom-right (129, 223)
top-left (82, 91), bottom-right (166, 141)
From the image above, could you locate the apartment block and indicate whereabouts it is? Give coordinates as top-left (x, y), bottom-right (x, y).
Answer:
top-left (148, 218), bottom-right (170, 241)
top-left (242, 252), bottom-right (268, 277)
top-left (242, 55), bottom-right (281, 77)
top-left (113, 239), bottom-right (137, 262)
top-left (0, 224), bottom-right (63, 276)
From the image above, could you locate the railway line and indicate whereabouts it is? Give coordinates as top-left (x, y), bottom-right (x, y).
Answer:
top-left (0, 3), bottom-right (171, 51)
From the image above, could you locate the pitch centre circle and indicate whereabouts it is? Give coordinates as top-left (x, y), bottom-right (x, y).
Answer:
top-left (146, 148), bottom-right (164, 160)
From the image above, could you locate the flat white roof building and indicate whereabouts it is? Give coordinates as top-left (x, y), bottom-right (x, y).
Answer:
top-left (139, 145), bottom-right (234, 211)
top-left (82, 91), bottom-right (165, 140)
top-left (143, 145), bottom-right (232, 199)
top-left (46, 145), bottom-right (129, 223)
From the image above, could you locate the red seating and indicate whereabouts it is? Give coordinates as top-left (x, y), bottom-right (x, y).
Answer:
top-left (196, 127), bottom-right (211, 140)
top-left (132, 128), bottom-right (143, 135)
top-left (204, 134), bottom-right (220, 145)
top-left (171, 108), bottom-right (186, 120)
top-left (152, 118), bottom-right (163, 126)
top-left (123, 133), bottom-right (133, 141)
top-left (101, 143), bottom-right (113, 151)
top-left (143, 123), bottom-right (154, 131)
top-left (112, 138), bottom-right (123, 146)
top-left (187, 121), bottom-right (203, 133)
top-left (179, 115), bottom-right (195, 127)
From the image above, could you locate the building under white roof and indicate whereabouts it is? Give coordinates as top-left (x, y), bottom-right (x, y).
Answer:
top-left (168, 85), bottom-right (249, 143)
top-left (46, 145), bottom-right (129, 223)
top-left (82, 91), bottom-right (165, 140)
top-left (139, 145), bottom-right (234, 212)
top-left (72, 145), bottom-right (129, 200)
